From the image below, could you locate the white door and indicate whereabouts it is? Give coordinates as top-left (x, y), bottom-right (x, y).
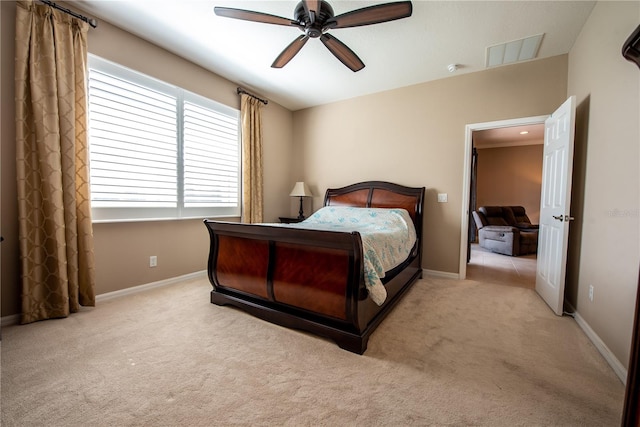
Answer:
top-left (535, 96), bottom-right (577, 315)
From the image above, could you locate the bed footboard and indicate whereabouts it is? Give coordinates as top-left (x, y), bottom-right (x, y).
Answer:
top-left (204, 220), bottom-right (376, 352)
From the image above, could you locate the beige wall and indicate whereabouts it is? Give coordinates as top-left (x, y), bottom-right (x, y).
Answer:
top-left (0, 1), bottom-right (294, 316)
top-left (476, 144), bottom-right (543, 223)
top-left (293, 55), bottom-right (568, 273)
top-left (566, 1), bottom-right (640, 370)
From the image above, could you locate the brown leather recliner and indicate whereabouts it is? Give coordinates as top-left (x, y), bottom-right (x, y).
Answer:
top-left (472, 206), bottom-right (538, 256)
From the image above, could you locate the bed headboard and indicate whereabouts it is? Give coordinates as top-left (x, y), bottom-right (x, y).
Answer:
top-left (324, 181), bottom-right (425, 237)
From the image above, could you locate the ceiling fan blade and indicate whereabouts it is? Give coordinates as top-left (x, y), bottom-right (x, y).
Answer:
top-left (271, 35), bottom-right (310, 68)
top-left (320, 33), bottom-right (365, 72)
top-left (325, 1), bottom-right (412, 29)
top-left (214, 7), bottom-right (301, 27)
top-left (303, 0), bottom-right (321, 23)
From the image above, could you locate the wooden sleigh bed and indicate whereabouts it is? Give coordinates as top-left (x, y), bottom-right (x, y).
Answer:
top-left (203, 181), bottom-right (425, 354)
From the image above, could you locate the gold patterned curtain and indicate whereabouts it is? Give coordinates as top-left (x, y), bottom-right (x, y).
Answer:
top-left (240, 94), bottom-right (264, 223)
top-left (15, 0), bottom-right (96, 324)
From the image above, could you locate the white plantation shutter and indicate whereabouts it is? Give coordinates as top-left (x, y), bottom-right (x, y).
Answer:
top-left (89, 69), bottom-right (178, 208)
top-left (183, 98), bottom-right (239, 208)
top-left (88, 56), bottom-right (240, 221)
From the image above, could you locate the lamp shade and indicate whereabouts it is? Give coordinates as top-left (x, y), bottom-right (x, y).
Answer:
top-left (289, 182), bottom-right (313, 197)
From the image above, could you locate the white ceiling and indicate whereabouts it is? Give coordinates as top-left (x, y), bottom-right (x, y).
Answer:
top-left (75, 0), bottom-right (596, 111)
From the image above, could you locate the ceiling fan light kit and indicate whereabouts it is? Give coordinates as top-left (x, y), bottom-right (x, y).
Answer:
top-left (214, 0), bottom-right (413, 72)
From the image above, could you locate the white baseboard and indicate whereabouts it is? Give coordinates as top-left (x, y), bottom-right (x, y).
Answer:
top-left (573, 311), bottom-right (627, 384)
top-left (565, 300), bottom-right (627, 384)
top-left (1, 270), bottom-right (208, 327)
top-left (96, 270), bottom-right (207, 303)
top-left (423, 269), bottom-right (460, 279)
top-left (1, 314), bottom-right (20, 328)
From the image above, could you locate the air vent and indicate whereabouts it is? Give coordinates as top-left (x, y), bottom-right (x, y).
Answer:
top-left (486, 33), bottom-right (544, 67)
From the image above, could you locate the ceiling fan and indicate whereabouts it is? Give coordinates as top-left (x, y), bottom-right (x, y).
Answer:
top-left (214, 1), bottom-right (413, 72)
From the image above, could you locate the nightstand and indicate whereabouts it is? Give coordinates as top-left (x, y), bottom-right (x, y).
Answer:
top-left (279, 217), bottom-right (304, 224)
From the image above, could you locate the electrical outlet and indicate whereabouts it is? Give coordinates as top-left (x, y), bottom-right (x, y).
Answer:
top-left (437, 193), bottom-right (448, 203)
top-left (588, 285), bottom-right (594, 302)
top-left (149, 256), bottom-right (157, 268)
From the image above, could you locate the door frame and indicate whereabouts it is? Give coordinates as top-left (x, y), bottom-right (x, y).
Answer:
top-left (459, 115), bottom-right (549, 279)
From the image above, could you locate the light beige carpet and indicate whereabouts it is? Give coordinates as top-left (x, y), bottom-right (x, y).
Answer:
top-left (1, 275), bottom-right (624, 426)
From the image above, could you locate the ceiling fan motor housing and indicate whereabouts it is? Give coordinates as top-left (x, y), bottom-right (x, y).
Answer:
top-left (294, 1), bottom-right (334, 38)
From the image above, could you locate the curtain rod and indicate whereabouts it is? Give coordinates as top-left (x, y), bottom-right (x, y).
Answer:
top-left (39, 0), bottom-right (98, 28)
top-left (237, 88), bottom-right (268, 105)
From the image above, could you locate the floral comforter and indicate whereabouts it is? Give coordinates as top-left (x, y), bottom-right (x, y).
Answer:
top-left (282, 206), bottom-right (417, 305)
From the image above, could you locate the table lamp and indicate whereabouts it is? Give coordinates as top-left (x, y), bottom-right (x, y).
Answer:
top-left (289, 182), bottom-right (313, 220)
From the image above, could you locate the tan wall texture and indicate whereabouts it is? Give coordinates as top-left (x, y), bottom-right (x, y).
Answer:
top-left (566, 1), bottom-right (640, 371)
top-left (476, 144), bottom-right (543, 223)
top-left (293, 55), bottom-right (568, 274)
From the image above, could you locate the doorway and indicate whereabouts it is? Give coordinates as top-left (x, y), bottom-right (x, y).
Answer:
top-left (467, 123), bottom-right (544, 288)
top-left (459, 115), bottom-right (548, 280)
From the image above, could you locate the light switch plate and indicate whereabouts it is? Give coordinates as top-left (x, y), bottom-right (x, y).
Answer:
top-left (437, 193), bottom-right (448, 203)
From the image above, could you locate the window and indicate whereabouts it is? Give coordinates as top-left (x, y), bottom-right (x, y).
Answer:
top-left (87, 55), bottom-right (240, 221)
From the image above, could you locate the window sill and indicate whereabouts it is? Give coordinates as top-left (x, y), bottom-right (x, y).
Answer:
top-left (92, 215), bottom-right (241, 224)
